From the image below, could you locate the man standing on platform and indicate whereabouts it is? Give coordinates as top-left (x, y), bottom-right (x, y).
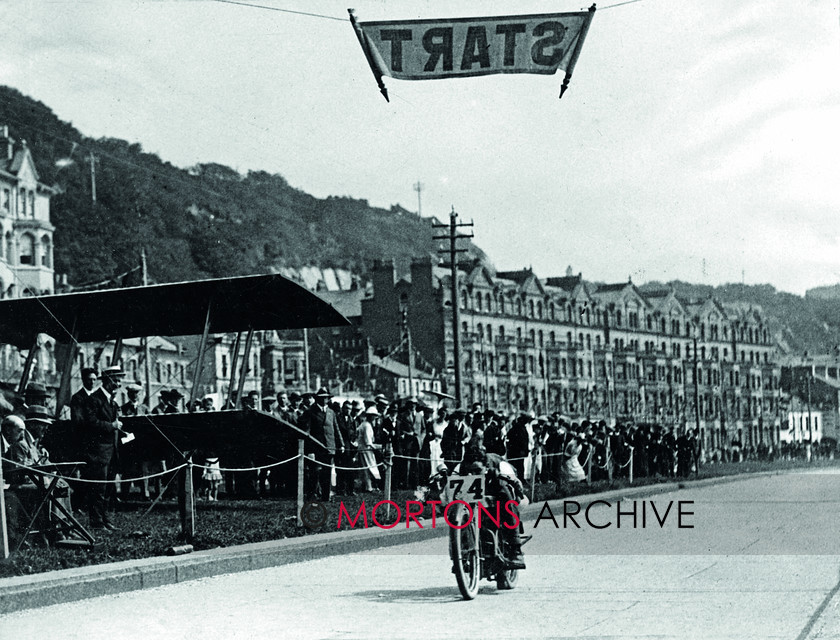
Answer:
top-left (77, 365), bottom-right (124, 531)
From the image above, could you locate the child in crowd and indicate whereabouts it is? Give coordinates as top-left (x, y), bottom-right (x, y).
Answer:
top-left (202, 452), bottom-right (222, 501)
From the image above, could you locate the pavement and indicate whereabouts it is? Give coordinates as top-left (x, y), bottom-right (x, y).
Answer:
top-left (0, 470), bottom-right (781, 613)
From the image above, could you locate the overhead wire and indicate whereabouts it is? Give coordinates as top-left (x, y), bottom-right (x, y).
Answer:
top-left (211, 0), bottom-right (345, 21)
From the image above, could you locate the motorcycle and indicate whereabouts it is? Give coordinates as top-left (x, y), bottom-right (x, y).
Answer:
top-left (420, 462), bottom-right (530, 600)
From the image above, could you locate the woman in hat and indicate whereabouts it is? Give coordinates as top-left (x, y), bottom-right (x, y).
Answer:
top-left (357, 405), bottom-right (382, 492)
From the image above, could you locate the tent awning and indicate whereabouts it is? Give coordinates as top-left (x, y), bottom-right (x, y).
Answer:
top-left (0, 273), bottom-right (350, 347)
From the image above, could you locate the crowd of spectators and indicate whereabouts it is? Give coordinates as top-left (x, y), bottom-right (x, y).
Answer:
top-left (3, 372), bottom-right (834, 545)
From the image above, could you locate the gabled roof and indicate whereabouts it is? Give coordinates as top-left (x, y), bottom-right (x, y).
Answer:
top-left (3, 141), bottom-right (40, 182)
top-left (642, 289), bottom-right (687, 316)
top-left (720, 302), bottom-right (766, 324)
top-left (465, 264), bottom-right (495, 289)
top-left (495, 269), bottom-right (546, 296)
top-left (544, 274), bottom-right (582, 292)
top-left (591, 281), bottom-right (650, 309)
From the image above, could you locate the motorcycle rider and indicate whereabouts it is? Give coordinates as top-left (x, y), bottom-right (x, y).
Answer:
top-left (459, 441), bottom-right (527, 570)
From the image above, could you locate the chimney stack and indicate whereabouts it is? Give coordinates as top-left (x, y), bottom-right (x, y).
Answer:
top-left (0, 125), bottom-right (13, 161)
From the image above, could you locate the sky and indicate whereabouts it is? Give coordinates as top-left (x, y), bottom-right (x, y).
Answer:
top-left (0, 0), bottom-right (838, 295)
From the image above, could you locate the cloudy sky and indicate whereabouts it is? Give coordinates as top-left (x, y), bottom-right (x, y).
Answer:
top-left (0, 0), bottom-right (837, 294)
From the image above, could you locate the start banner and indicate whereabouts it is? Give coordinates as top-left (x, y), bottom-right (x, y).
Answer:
top-left (349, 8), bottom-right (596, 99)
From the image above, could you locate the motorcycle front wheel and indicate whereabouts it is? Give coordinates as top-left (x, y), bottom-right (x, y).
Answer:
top-left (449, 502), bottom-right (480, 599)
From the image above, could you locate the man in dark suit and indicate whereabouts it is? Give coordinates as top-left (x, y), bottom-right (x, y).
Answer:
top-left (77, 366), bottom-right (124, 531)
top-left (69, 367), bottom-right (98, 512)
top-left (298, 387), bottom-right (344, 500)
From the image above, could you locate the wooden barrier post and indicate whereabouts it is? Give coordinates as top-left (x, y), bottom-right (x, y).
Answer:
top-left (0, 460), bottom-right (9, 559)
top-left (529, 449), bottom-right (537, 503)
top-left (297, 440), bottom-right (305, 526)
top-left (586, 447), bottom-right (592, 483)
top-left (629, 449), bottom-right (634, 484)
top-left (384, 444), bottom-right (393, 520)
top-left (178, 457), bottom-right (195, 542)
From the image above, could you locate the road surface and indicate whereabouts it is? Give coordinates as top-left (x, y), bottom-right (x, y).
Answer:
top-left (4, 469), bottom-right (840, 639)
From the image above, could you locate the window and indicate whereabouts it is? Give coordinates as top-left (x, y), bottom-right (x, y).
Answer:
top-left (2, 189), bottom-right (8, 211)
top-left (28, 192), bottom-right (34, 217)
top-left (19, 233), bottom-right (34, 265)
top-left (528, 300), bottom-right (534, 318)
top-left (500, 297), bottom-right (506, 314)
top-left (485, 293), bottom-right (492, 312)
top-left (487, 324), bottom-right (493, 342)
top-left (475, 293), bottom-right (482, 311)
top-left (536, 301), bottom-right (543, 319)
top-left (20, 189), bottom-right (26, 216)
top-left (40, 235), bottom-right (51, 267)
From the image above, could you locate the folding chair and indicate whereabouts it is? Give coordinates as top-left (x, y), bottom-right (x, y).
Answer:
top-left (10, 461), bottom-right (95, 552)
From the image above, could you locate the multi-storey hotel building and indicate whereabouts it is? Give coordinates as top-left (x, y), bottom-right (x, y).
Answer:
top-left (364, 257), bottom-right (780, 452)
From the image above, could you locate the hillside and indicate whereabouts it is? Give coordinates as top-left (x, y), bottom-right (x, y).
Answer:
top-left (4, 85), bottom-right (840, 356)
top-left (0, 86), bottom-right (486, 287)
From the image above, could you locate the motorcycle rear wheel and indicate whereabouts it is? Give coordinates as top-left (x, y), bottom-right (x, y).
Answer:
top-left (449, 503), bottom-right (480, 599)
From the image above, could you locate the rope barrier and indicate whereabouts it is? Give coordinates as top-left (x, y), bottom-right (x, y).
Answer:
top-left (202, 454), bottom-right (301, 474)
top-left (305, 456), bottom-right (386, 472)
top-left (1, 457), bottom-right (188, 484)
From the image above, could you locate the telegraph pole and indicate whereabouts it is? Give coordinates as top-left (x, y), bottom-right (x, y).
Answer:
top-left (413, 181), bottom-right (424, 217)
top-left (433, 207), bottom-right (473, 407)
top-left (89, 152), bottom-right (97, 203)
top-left (400, 306), bottom-right (414, 397)
top-left (141, 247), bottom-right (151, 405)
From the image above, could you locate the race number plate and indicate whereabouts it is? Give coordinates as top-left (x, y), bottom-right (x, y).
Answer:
top-left (445, 474), bottom-right (485, 504)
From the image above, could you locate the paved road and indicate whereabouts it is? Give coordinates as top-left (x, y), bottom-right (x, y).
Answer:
top-left (4, 470), bottom-right (840, 639)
